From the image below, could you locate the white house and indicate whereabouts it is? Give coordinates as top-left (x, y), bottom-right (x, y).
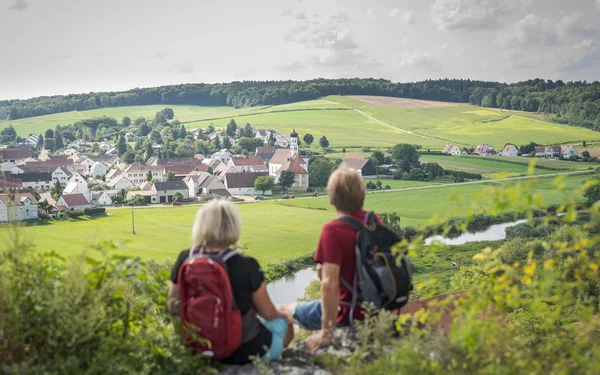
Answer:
top-left (56, 193), bottom-right (93, 211)
top-left (274, 134), bottom-right (290, 148)
top-left (224, 172), bottom-right (271, 196)
top-left (442, 143), bottom-right (462, 156)
top-left (98, 142), bottom-right (112, 152)
top-left (152, 181), bottom-right (190, 204)
top-left (255, 129), bottom-right (275, 143)
top-left (268, 130), bottom-right (304, 177)
top-left (52, 166), bottom-right (72, 185)
top-left (91, 162), bottom-right (108, 179)
top-left (183, 171), bottom-right (211, 197)
top-left (473, 144), bottom-right (495, 156)
top-left (211, 149), bottom-right (234, 165)
top-left (19, 172), bottom-right (53, 191)
top-left (92, 191), bottom-right (113, 206)
top-left (0, 193), bottom-right (39, 223)
top-left (501, 144), bottom-right (518, 157)
top-left (77, 157), bottom-right (96, 175)
top-left (107, 175), bottom-right (135, 191)
top-left (228, 156), bottom-right (265, 172)
top-left (560, 146), bottom-right (578, 158)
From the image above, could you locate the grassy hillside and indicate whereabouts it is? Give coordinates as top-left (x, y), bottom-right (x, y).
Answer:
top-left (1, 174), bottom-right (588, 265)
top-left (3, 96), bottom-right (597, 152)
top-left (329, 96), bottom-right (600, 148)
top-left (420, 155), bottom-right (595, 178)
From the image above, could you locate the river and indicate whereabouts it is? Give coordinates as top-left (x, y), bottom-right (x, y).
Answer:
top-left (267, 220), bottom-right (525, 304)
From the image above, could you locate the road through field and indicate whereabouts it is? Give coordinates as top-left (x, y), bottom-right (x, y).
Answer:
top-left (109, 169), bottom-right (596, 210)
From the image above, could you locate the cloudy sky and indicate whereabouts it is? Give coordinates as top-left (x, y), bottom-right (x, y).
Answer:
top-left (1, 0), bottom-right (599, 100)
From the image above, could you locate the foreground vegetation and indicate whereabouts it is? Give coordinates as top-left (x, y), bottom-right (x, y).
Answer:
top-left (2, 172), bottom-right (598, 374)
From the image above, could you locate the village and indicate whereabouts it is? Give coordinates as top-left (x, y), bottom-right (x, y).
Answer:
top-left (0, 125), bottom-right (382, 223)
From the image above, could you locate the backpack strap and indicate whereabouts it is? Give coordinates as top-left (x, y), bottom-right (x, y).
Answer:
top-left (337, 215), bottom-right (363, 231)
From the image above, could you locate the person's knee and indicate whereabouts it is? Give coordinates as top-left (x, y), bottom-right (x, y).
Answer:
top-left (277, 303), bottom-right (297, 324)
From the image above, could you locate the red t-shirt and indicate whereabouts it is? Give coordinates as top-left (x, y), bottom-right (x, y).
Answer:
top-left (314, 210), bottom-right (380, 325)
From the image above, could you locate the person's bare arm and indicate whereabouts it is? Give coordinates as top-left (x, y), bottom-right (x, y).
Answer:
top-left (167, 280), bottom-right (181, 315)
top-left (320, 262), bottom-right (340, 333)
top-left (252, 281), bottom-right (283, 321)
top-left (305, 262), bottom-right (340, 354)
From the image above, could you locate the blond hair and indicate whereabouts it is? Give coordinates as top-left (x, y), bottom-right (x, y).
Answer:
top-left (327, 168), bottom-right (366, 213)
top-left (191, 200), bottom-right (241, 249)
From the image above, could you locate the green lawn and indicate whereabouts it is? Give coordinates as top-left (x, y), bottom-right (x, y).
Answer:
top-left (328, 96), bottom-right (600, 148)
top-left (2, 174), bottom-right (588, 266)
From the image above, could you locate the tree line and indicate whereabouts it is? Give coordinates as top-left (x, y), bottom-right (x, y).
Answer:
top-left (0, 78), bottom-right (495, 120)
top-left (2, 78), bottom-right (598, 132)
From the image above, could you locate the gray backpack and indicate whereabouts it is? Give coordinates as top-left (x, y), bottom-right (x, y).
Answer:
top-left (338, 212), bottom-right (414, 323)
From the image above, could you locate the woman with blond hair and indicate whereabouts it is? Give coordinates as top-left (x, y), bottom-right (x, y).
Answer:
top-left (168, 200), bottom-right (293, 364)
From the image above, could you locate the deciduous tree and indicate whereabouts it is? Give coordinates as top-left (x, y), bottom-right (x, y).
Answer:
top-left (303, 133), bottom-right (314, 146)
top-left (308, 159), bottom-right (334, 190)
top-left (254, 176), bottom-right (274, 195)
top-left (319, 136), bottom-right (330, 149)
top-left (277, 170), bottom-right (295, 193)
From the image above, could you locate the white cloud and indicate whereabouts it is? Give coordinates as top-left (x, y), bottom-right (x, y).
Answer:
top-left (596, 0), bottom-right (600, 10)
top-left (431, 0), bottom-right (517, 30)
top-left (388, 9), bottom-right (416, 25)
top-left (403, 11), bottom-right (417, 25)
top-left (366, 7), bottom-right (377, 20)
top-left (496, 14), bottom-right (558, 47)
top-left (285, 12), bottom-right (358, 51)
top-left (171, 62), bottom-right (194, 74)
top-left (395, 51), bottom-right (442, 72)
top-left (281, 8), bottom-right (293, 17)
top-left (8, 0), bottom-right (28, 11)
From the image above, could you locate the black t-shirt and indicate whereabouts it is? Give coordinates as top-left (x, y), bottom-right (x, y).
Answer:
top-left (170, 249), bottom-right (272, 365)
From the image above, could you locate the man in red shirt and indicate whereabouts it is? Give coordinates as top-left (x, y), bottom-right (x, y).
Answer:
top-left (278, 168), bottom-right (370, 354)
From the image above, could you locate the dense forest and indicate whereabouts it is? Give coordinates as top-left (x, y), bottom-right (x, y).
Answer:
top-left (1, 78), bottom-right (599, 130)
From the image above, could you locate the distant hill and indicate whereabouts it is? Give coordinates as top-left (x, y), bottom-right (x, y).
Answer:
top-left (1, 78), bottom-right (598, 131)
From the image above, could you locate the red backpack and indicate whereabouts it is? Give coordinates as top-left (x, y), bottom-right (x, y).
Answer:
top-left (177, 248), bottom-right (258, 359)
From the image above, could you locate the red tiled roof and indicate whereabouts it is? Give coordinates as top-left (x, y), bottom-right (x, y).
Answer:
top-left (230, 156), bottom-right (264, 166)
top-left (256, 147), bottom-right (276, 154)
top-left (61, 193), bottom-right (89, 207)
top-left (125, 163), bottom-right (164, 173)
top-left (211, 189), bottom-right (232, 197)
top-left (156, 158), bottom-right (204, 167)
top-left (166, 164), bottom-right (208, 175)
top-left (0, 148), bottom-right (33, 160)
top-left (340, 156), bottom-right (369, 170)
top-left (269, 149), bottom-right (293, 164)
top-left (0, 177), bottom-right (23, 189)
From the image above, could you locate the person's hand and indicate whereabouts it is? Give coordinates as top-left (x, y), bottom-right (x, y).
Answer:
top-left (304, 330), bottom-right (333, 355)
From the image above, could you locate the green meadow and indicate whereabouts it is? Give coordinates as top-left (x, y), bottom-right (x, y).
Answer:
top-left (2, 96), bottom-right (599, 152)
top-left (1, 174), bottom-right (588, 266)
top-left (420, 155), bottom-right (595, 178)
top-left (328, 96), bottom-right (600, 148)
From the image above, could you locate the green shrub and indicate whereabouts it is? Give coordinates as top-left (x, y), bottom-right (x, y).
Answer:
top-left (0, 234), bottom-right (216, 374)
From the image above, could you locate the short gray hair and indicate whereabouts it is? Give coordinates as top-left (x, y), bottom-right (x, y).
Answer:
top-left (192, 200), bottom-right (241, 249)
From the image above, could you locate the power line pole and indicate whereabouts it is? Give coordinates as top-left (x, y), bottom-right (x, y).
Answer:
top-left (131, 203), bottom-right (136, 235)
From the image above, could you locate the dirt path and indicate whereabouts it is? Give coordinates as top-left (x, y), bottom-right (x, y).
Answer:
top-left (353, 107), bottom-right (447, 146)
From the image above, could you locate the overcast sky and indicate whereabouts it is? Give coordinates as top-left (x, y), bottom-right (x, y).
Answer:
top-left (1, 0), bottom-right (599, 100)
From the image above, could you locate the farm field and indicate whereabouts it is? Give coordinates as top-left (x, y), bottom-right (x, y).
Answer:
top-left (1, 174), bottom-right (589, 265)
top-left (186, 108), bottom-right (445, 149)
top-left (3, 97), bottom-right (598, 153)
top-left (329, 96), bottom-right (600, 148)
top-left (420, 155), bottom-right (595, 178)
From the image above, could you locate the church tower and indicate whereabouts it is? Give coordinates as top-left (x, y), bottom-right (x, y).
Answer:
top-left (290, 128), bottom-right (299, 157)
